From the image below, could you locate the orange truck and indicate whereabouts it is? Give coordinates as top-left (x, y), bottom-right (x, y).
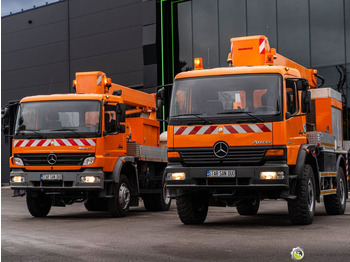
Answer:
top-left (2, 71), bottom-right (171, 217)
top-left (158, 35), bottom-right (349, 225)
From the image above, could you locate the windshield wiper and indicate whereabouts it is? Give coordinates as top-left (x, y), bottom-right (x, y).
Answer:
top-left (50, 128), bottom-right (85, 138)
top-left (16, 129), bottom-right (44, 138)
top-left (217, 111), bottom-right (264, 122)
top-left (173, 114), bottom-right (212, 125)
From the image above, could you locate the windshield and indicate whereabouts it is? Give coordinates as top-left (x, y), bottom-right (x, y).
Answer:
top-left (15, 100), bottom-right (101, 138)
top-left (169, 74), bottom-right (282, 124)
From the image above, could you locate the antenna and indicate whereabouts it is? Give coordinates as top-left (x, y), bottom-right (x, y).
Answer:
top-left (48, 75), bottom-right (54, 94)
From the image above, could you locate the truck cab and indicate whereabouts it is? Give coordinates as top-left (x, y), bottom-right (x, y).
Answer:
top-left (162, 36), bottom-right (348, 225)
top-left (3, 71), bottom-right (170, 217)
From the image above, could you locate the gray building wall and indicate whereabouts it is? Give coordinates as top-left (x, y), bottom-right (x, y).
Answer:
top-left (1, 0), bottom-right (157, 184)
top-left (177, 0), bottom-right (350, 103)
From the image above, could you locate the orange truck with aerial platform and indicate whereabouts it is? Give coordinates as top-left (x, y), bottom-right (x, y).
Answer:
top-left (158, 35), bottom-right (350, 225)
top-left (2, 71), bottom-right (171, 217)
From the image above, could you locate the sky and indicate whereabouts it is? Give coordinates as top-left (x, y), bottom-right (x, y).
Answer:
top-left (1, 0), bottom-right (60, 16)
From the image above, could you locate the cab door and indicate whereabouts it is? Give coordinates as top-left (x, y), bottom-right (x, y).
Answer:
top-left (285, 80), bottom-right (307, 165)
top-left (102, 103), bottom-right (127, 172)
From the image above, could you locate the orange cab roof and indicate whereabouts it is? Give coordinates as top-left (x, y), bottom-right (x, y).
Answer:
top-left (21, 93), bottom-right (108, 103)
top-left (175, 65), bottom-right (297, 80)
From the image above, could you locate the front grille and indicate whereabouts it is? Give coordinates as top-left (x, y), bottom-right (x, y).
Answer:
top-left (15, 153), bottom-right (93, 166)
top-left (179, 147), bottom-right (267, 166)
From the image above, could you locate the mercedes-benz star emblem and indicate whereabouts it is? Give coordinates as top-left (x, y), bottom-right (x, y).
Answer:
top-left (47, 154), bottom-right (57, 165)
top-left (213, 141), bottom-right (229, 158)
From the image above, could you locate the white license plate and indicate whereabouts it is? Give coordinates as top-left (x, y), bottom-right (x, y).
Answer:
top-left (40, 174), bottom-right (63, 181)
top-left (206, 170), bottom-right (236, 178)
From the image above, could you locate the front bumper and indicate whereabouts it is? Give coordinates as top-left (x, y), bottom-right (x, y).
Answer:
top-left (166, 162), bottom-right (290, 197)
top-left (10, 168), bottom-right (104, 190)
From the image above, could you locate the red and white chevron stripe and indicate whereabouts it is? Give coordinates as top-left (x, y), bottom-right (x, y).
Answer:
top-left (346, 154), bottom-right (349, 182)
top-left (174, 124), bottom-right (272, 135)
top-left (13, 139), bottom-right (96, 147)
top-left (224, 123), bottom-right (272, 134)
top-left (259, 38), bottom-right (265, 54)
top-left (174, 126), bottom-right (218, 135)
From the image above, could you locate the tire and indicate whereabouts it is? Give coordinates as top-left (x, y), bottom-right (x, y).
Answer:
top-left (236, 199), bottom-right (260, 215)
top-left (108, 175), bottom-right (131, 217)
top-left (26, 191), bottom-right (52, 217)
top-left (324, 168), bottom-right (347, 215)
top-left (143, 176), bottom-right (171, 212)
top-left (288, 164), bottom-right (316, 225)
top-left (176, 193), bottom-right (209, 225)
top-left (84, 198), bottom-right (108, 211)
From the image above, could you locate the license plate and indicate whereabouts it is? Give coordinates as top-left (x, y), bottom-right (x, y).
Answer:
top-left (40, 174), bottom-right (63, 181)
top-left (206, 170), bottom-right (236, 178)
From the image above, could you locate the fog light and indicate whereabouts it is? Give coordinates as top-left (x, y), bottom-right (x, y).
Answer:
top-left (80, 176), bottom-right (100, 183)
top-left (82, 157), bottom-right (95, 166)
top-left (12, 176), bottom-right (25, 183)
top-left (260, 171), bottom-right (284, 180)
top-left (14, 157), bottom-right (24, 166)
top-left (167, 172), bottom-right (186, 180)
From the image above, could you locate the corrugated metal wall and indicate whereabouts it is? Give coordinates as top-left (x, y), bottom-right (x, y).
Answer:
top-left (187, 0), bottom-right (349, 94)
top-left (1, 0), bottom-right (157, 184)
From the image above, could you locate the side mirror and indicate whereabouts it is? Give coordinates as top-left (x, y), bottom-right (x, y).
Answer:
top-left (116, 103), bottom-right (126, 123)
top-left (116, 103), bottom-right (126, 134)
top-left (301, 90), bottom-right (311, 113)
top-left (296, 79), bottom-right (309, 91)
top-left (156, 89), bottom-right (165, 121)
top-left (157, 89), bottom-right (165, 99)
top-left (156, 103), bottom-right (164, 121)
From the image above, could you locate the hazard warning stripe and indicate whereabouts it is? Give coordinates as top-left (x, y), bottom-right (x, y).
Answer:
top-left (13, 139), bottom-right (96, 147)
top-left (259, 38), bottom-right (265, 54)
top-left (174, 126), bottom-right (218, 135)
top-left (346, 154), bottom-right (349, 182)
top-left (224, 123), bottom-right (272, 134)
top-left (97, 74), bottom-right (102, 86)
top-left (174, 124), bottom-right (271, 135)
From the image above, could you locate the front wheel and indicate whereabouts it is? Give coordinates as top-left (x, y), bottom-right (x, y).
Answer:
top-left (236, 198), bottom-right (260, 215)
top-left (108, 175), bottom-right (131, 217)
top-left (26, 191), bottom-right (52, 217)
top-left (288, 164), bottom-right (316, 225)
top-left (324, 168), bottom-right (347, 215)
top-left (176, 193), bottom-right (209, 225)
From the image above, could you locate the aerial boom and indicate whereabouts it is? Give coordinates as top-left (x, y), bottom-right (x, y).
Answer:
top-left (229, 35), bottom-right (317, 88)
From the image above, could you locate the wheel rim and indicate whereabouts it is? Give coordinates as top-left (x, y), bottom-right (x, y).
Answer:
top-left (307, 179), bottom-right (314, 212)
top-left (163, 182), bottom-right (171, 205)
top-left (118, 183), bottom-right (130, 209)
top-left (339, 178), bottom-right (345, 206)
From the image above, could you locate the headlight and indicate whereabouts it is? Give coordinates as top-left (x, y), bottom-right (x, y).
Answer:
top-left (12, 176), bottom-right (25, 183)
top-left (166, 172), bottom-right (186, 180)
top-left (80, 176), bottom-right (101, 183)
top-left (82, 157), bottom-right (95, 166)
top-left (260, 171), bottom-right (284, 180)
top-left (14, 157), bottom-right (24, 166)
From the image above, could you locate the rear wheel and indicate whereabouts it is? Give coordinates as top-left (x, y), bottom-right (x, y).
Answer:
top-left (324, 168), bottom-right (346, 215)
top-left (288, 164), bottom-right (316, 225)
top-left (236, 198), bottom-right (260, 215)
top-left (26, 191), bottom-right (52, 217)
top-left (108, 175), bottom-right (131, 217)
top-left (143, 176), bottom-right (171, 211)
top-left (176, 193), bottom-right (209, 225)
